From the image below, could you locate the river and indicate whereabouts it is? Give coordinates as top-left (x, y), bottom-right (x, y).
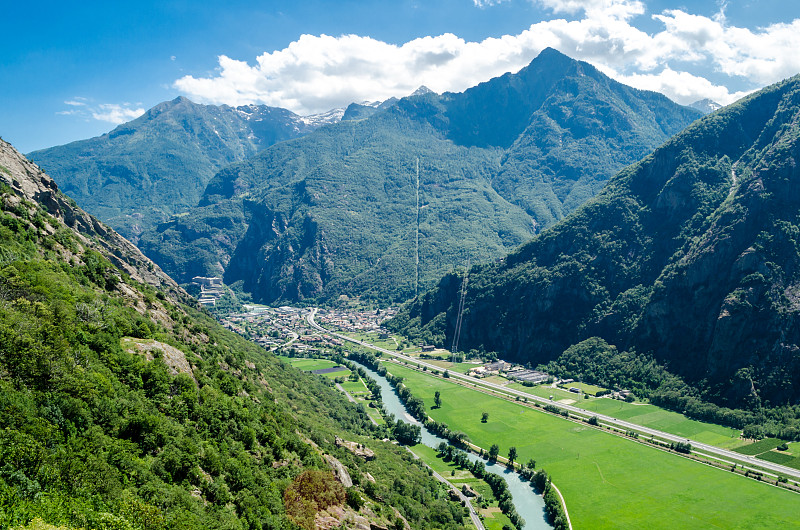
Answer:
top-left (354, 362), bottom-right (551, 529)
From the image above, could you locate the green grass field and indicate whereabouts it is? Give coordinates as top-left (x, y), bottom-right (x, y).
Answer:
top-left (758, 451), bottom-right (797, 466)
top-left (731, 439), bottom-right (800, 470)
top-left (385, 363), bottom-right (800, 529)
top-left (506, 381), bottom-right (743, 448)
top-left (413, 351), bottom-right (452, 360)
top-left (279, 356), bottom-right (335, 371)
top-left (507, 382), bottom-right (579, 402)
top-left (480, 375), bottom-right (510, 386)
top-left (733, 438), bottom-right (786, 455)
top-left (558, 381), bottom-right (607, 395)
top-left (424, 360), bottom-right (479, 373)
top-left (333, 374), bottom-right (385, 425)
top-left (580, 397), bottom-right (742, 448)
top-left (279, 356), bottom-right (351, 378)
top-left (340, 380), bottom-right (370, 395)
top-left (342, 331), bottom-right (412, 353)
top-left (361, 403), bottom-right (386, 426)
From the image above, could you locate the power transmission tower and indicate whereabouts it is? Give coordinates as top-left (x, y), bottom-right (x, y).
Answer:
top-left (451, 259), bottom-right (470, 358)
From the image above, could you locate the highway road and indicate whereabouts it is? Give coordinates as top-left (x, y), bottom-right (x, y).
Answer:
top-left (306, 308), bottom-right (800, 482)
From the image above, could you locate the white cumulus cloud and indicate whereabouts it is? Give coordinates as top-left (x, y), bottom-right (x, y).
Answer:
top-left (173, 0), bottom-right (800, 113)
top-left (174, 32), bottom-right (547, 114)
top-left (91, 103), bottom-right (146, 124)
top-left (610, 68), bottom-right (753, 106)
top-left (57, 99), bottom-right (145, 125)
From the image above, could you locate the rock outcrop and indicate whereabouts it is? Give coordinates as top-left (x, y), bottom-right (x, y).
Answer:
top-left (0, 138), bottom-right (187, 303)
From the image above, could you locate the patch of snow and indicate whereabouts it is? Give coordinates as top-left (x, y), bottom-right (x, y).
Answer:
top-left (298, 107), bottom-right (345, 127)
top-left (689, 99), bottom-right (723, 114)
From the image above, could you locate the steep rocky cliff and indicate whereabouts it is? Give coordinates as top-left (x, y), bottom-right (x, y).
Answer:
top-left (0, 138), bottom-right (184, 300)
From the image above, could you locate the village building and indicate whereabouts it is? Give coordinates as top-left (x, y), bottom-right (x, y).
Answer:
top-left (508, 369), bottom-right (550, 384)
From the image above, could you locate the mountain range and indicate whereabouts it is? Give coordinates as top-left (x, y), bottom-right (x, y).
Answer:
top-left (134, 48), bottom-right (702, 303)
top-left (28, 97), bottom-right (342, 243)
top-left (389, 73), bottom-right (800, 426)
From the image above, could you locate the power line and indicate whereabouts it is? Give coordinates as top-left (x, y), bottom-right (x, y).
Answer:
top-left (415, 157), bottom-right (420, 299)
top-left (451, 259), bottom-right (470, 357)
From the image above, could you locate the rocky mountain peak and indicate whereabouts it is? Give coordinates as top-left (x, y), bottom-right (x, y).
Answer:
top-left (689, 98), bottom-right (724, 114)
top-left (410, 85), bottom-right (434, 97)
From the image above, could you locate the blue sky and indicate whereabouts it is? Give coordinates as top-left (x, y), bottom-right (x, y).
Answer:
top-left (2, 0), bottom-right (800, 153)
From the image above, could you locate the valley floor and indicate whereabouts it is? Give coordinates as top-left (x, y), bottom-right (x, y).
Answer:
top-left (222, 305), bottom-right (800, 528)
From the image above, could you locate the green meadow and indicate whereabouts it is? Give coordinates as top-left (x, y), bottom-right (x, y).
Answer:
top-left (334, 372), bottom-right (385, 425)
top-left (386, 363), bottom-right (800, 529)
top-left (507, 382), bottom-right (579, 402)
top-left (339, 379), bottom-right (370, 395)
top-left (558, 381), bottom-right (607, 395)
top-left (279, 356), bottom-right (351, 378)
top-left (342, 331), bottom-right (413, 353)
top-left (506, 382), bottom-right (742, 449)
top-left (425, 360), bottom-right (479, 373)
top-left (578, 397), bottom-right (742, 448)
top-left (732, 439), bottom-right (800, 470)
top-left (733, 438), bottom-right (787, 455)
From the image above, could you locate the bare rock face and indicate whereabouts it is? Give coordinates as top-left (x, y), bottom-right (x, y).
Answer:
top-left (323, 454), bottom-right (353, 487)
top-left (335, 436), bottom-right (376, 460)
top-left (122, 338), bottom-right (198, 381)
top-left (0, 138), bottom-right (187, 302)
top-left (314, 505), bottom-right (373, 530)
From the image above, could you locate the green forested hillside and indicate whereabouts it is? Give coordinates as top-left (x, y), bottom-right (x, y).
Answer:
top-left (0, 139), bottom-right (469, 529)
top-left (140, 107), bottom-right (536, 303)
top-left (390, 74), bottom-right (800, 435)
top-left (28, 98), bottom-right (322, 244)
top-left (140, 48), bottom-right (700, 303)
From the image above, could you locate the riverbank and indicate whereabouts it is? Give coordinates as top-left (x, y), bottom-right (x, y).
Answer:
top-left (351, 360), bottom-right (552, 529)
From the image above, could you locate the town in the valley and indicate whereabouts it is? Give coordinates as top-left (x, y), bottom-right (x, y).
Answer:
top-left (217, 304), bottom-right (637, 403)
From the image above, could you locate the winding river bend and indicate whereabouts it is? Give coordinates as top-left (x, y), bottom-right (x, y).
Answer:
top-left (353, 362), bottom-right (552, 529)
